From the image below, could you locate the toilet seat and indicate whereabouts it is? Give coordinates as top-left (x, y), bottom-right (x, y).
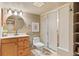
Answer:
top-left (33, 42), bottom-right (44, 48)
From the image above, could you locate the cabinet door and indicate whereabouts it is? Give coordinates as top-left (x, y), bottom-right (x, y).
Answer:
top-left (2, 39), bottom-right (17, 56)
top-left (18, 48), bottom-right (32, 56)
top-left (0, 40), bottom-right (1, 56)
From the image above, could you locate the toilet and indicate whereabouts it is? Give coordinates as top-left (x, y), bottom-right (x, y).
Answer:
top-left (33, 37), bottom-right (44, 51)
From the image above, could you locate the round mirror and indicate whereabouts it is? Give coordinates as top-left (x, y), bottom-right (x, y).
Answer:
top-left (6, 15), bottom-right (25, 33)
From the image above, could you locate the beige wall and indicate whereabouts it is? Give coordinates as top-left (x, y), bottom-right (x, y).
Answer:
top-left (21, 12), bottom-right (40, 43)
top-left (22, 12), bottom-right (40, 37)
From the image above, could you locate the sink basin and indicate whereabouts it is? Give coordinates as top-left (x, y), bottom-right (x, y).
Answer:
top-left (2, 33), bottom-right (26, 37)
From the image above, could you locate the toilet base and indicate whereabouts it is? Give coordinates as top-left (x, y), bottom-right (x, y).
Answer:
top-left (33, 45), bottom-right (44, 52)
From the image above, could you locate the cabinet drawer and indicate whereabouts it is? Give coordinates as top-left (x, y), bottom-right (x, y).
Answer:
top-left (18, 40), bottom-right (30, 47)
top-left (18, 37), bottom-right (29, 42)
top-left (18, 46), bottom-right (31, 50)
top-left (2, 39), bottom-right (17, 44)
top-left (18, 46), bottom-right (24, 50)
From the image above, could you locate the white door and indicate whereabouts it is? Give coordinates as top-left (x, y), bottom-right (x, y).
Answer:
top-left (58, 6), bottom-right (69, 51)
top-left (40, 14), bottom-right (48, 47)
top-left (57, 4), bottom-right (73, 56)
top-left (47, 11), bottom-right (57, 51)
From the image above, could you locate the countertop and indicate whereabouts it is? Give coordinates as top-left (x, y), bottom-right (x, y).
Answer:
top-left (0, 35), bottom-right (29, 39)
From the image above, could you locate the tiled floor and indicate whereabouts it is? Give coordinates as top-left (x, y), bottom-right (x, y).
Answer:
top-left (31, 48), bottom-right (57, 56)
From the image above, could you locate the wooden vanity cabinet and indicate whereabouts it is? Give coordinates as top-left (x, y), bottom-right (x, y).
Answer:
top-left (1, 36), bottom-right (32, 56)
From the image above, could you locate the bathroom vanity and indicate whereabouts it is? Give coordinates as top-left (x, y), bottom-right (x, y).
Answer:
top-left (0, 35), bottom-right (33, 56)
top-left (0, 8), bottom-right (33, 56)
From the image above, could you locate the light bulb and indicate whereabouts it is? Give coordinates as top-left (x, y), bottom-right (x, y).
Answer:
top-left (19, 11), bottom-right (23, 16)
top-left (8, 9), bottom-right (12, 15)
top-left (14, 10), bottom-right (17, 15)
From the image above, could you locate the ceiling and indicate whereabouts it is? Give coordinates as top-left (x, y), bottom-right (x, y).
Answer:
top-left (0, 2), bottom-right (67, 15)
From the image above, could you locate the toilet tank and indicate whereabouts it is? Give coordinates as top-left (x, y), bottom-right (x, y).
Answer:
top-left (33, 37), bottom-right (40, 43)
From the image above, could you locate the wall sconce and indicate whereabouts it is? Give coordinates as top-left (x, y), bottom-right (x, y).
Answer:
top-left (7, 8), bottom-right (23, 16)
